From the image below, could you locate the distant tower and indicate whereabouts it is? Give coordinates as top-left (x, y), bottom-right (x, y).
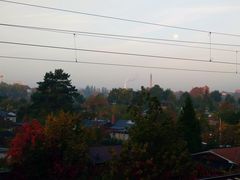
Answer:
top-left (124, 79), bottom-right (127, 89)
top-left (150, 73), bottom-right (152, 88)
top-left (0, 75), bottom-right (3, 82)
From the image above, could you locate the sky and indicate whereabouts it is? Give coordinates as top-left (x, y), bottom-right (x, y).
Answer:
top-left (0, 0), bottom-right (240, 92)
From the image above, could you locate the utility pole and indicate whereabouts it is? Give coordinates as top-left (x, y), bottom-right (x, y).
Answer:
top-left (219, 117), bottom-right (222, 147)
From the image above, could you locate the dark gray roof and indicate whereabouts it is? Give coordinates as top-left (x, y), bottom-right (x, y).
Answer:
top-left (82, 119), bottom-right (109, 128)
top-left (7, 112), bottom-right (16, 117)
top-left (0, 111), bottom-right (7, 118)
top-left (111, 120), bottom-right (134, 131)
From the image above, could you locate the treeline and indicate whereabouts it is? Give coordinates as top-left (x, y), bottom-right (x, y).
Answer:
top-left (0, 82), bottom-right (30, 114)
top-left (1, 70), bottom-right (240, 126)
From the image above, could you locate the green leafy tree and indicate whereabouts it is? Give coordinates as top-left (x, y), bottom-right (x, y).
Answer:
top-left (224, 94), bottom-right (236, 105)
top-left (222, 123), bottom-right (240, 146)
top-left (45, 112), bottom-right (89, 179)
top-left (109, 90), bottom-right (193, 179)
top-left (108, 88), bottom-right (134, 105)
top-left (178, 94), bottom-right (202, 153)
top-left (83, 94), bottom-right (109, 119)
top-left (0, 82), bottom-right (30, 115)
top-left (31, 69), bottom-right (79, 118)
top-left (219, 102), bottom-right (239, 124)
top-left (149, 85), bottom-right (164, 102)
top-left (210, 90), bottom-right (222, 103)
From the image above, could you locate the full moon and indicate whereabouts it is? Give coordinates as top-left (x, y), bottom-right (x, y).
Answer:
top-left (173, 34), bottom-right (179, 39)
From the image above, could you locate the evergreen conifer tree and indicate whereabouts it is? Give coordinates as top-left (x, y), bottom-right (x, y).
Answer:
top-left (178, 94), bottom-right (202, 153)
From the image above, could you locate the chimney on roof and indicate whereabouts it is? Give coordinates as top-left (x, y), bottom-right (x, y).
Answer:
top-left (111, 114), bottom-right (116, 125)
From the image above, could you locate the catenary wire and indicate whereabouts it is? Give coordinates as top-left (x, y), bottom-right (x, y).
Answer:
top-left (0, 23), bottom-right (237, 53)
top-left (0, 55), bottom-right (235, 74)
top-left (0, 40), bottom-right (239, 66)
top-left (1, 0), bottom-right (240, 38)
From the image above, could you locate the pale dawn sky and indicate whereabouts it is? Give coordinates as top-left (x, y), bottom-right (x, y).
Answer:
top-left (0, 0), bottom-right (240, 92)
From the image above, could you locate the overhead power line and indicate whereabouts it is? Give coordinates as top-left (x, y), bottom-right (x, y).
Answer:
top-left (0, 40), bottom-right (239, 66)
top-left (0, 55), bottom-right (235, 74)
top-left (80, 34), bottom-right (236, 52)
top-left (1, 0), bottom-right (240, 38)
top-left (0, 40), bottom-right (207, 63)
top-left (0, 23), bottom-right (237, 53)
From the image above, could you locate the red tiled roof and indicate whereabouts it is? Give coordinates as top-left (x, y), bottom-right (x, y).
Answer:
top-left (212, 147), bottom-right (240, 165)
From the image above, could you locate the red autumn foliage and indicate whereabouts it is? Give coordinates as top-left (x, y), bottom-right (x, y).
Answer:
top-left (7, 120), bottom-right (44, 162)
top-left (7, 114), bottom-right (90, 179)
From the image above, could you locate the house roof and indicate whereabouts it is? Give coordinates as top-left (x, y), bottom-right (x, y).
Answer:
top-left (7, 112), bottom-right (16, 117)
top-left (212, 147), bottom-right (240, 165)
top-left (111, 120), bottom-right (134, 131)
top-left (193, 147), bottom-right (240, 165)
top-left (82, 119), bottom-right (109, 128)
top-left (0, 111), bottom-right (7, 117)
top-left (89, 145), bottom-right (122, 164)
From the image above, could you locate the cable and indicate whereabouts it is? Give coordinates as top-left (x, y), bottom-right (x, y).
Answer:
top-left (0, 23), bottom-right (212, 44)
top-left (0, 40), bottom-right (238, 65)
top-left (1, 24), bottom-right (240, 48)
top-left (0, 23), bottom-right (237, 52)
top-left (78, 33), bottom-right (237, 52)
top-left (0, 55), bottom-right (235, 74)
top-left (0, 40), bottom-right (227, 64)
top-left (0, 40), bottom-right (208, 63)
top-left (1, 0), bottom-right (240, 38)
top-left (0, 40), bottom-right (239, 66)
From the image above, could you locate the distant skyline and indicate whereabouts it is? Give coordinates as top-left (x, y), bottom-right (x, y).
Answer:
top-left (1, 0), bottom-right (240, 92)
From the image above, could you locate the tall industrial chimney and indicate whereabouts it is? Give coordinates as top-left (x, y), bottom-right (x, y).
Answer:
top-left (150, 73), bottom-right (152, 88)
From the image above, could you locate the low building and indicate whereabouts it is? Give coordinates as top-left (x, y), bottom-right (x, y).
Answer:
top-left (82, 119), bottom-right (110, 128)
top-left (7, 112), bottom-right (16, 123)
top-left (0, 111), bottom-right (7, 121)
top-left (110, 120), bottom-right (134, 141)
top-left (0, 111), bottom-right (16, 123)
top-left (0, 147), bottom-right (8, 159)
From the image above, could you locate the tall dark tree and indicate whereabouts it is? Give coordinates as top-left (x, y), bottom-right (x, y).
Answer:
top-left (149, 84), bottom-right (164, 102)
top-left (224, 94), bottom-right (236, 105)
top-left (210, 90), bottom-right (222, 103)
top-left (178, 94), bottom-right (202, 153)
top-left (31, 69), bottom-right (79, 118)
